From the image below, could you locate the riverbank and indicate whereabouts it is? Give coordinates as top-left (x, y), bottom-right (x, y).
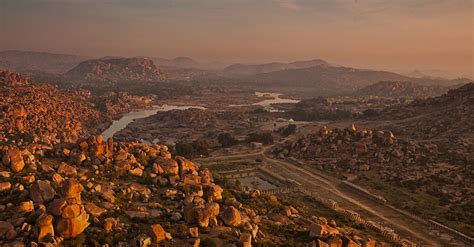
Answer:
top-left (101, 104), bottom-right (206, 140)
top-left (102, 91), bottom-right (300, 140)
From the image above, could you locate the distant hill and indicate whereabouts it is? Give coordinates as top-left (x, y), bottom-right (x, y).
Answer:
top-left (144, 56), bottom-right (200, 69)
top-left (246, 65), bottom-right (412, 95)
top-left (0, 50), bottom-right (89, 74)
top-left (403, 69), bottom-right (474, 81)
top-left (100, 56), bottom-right (201, 69)
top-left (376, 82), bottom-right (474, 138)
top-left (0, 70), bottom-right (109, 144)
top-left (222, 59), bottom-right (330, 76)
top-left (65, 57), bottom-right (165, 83)
top-left (242, 65), bottom-right (470, 97)
top-left (355, 81), bottom-right (449, 98)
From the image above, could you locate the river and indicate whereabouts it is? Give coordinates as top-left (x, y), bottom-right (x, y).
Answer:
top-left (252, 92), bottom-right (300, 112)
top-left (101, 92), bottom-right (299, 139)
top-left (101, 104), bottom-right (206, 140)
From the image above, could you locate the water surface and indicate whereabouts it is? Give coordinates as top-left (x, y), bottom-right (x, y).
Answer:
top-left (101, 104), bottom-right (206, 140)
top-left (231, 92), bottom-right (300, 112)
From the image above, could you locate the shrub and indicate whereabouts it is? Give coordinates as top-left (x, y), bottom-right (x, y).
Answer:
top-left (200, 238), bottom-right (217, 247)
top-left (218, 133), bottom-right (239, 148)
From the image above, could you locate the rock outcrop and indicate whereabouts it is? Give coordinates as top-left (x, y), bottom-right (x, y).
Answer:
top-left (356, 81), bottom-right (448, 99)
top-left (0, 70), bottom-right (109, 146)
top-left (65, 57), bottom-right (166, 83)
top-left (30, 180), bottom-right (56, 204)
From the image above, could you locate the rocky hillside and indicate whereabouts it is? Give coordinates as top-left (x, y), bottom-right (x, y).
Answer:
top-left (114, 108), bottom-right (274, 147)
top-left (377, 82), bottom-right (474, 139)
top-left (274, 124), bottom-right (474, 235)
top-left (0, 50), bottom-right (88, 74)
top-left (94, 92), bottom-right (154, 120)
top-left (150, 56), bottom-right (200, 69)
top-left (355, 81), bottom-right (449, 98)
top-left (65, 58), bottom-right (166, 83)
top-left (0, 73), bottom-right (397, 246)
top-left (249, 65), bottom-right (415, 96)
top-left (223, 59), bottom-right (330, 76)
top-left (0, 70), bottom-right (109, 146)
top-left (239, 65), bottom-right (470, 97)
top-left (1, 131), bottom-right (395, 246)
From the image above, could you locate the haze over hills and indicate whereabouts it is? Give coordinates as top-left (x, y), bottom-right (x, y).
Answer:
top-left (355, 81), bottom-right (450, 99)
top-left (0, 50), bottom-right (90, 74)
top-left (239, 65), bottom-right (470, 97)
top-left (402, 69), bottom-right (474, 81)
top-left (222, 59), bottom-right (330, 76)
top-left (1, 50), bottom-right (471, 98)
top-left (376, 82), bottom-right (474, 139)
top-left (149, 56), bottom-right (200, 68)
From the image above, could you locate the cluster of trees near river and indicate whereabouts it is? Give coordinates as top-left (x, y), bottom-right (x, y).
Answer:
top-left (174, 131), bottom-right (277, 157)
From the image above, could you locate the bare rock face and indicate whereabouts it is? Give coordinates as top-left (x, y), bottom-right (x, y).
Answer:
top-left (221, 206), bottom-right (241, 227)
top-left (37, 214), bottom-right (54, 242)
top-left (240, 233), bottom-right (252, 247)
top-left (30, 180), bottom-right (56, 204)
top-left (184, 205), bottom-right (206, 227)
top-left (188, 227), bottom-right (199, 238)
top-left (62, 178), bottom-right (84, 203)
top-left (58, 163), bottom-right (78, 177)
top-left (175, 156), bottom-right (198, 177)
top-left (184, 184), bottom-right (203, 198)
top-left (0, 182), bottom-right (11, 192)
top-left (18, 200), bottom-right (34, 213)
top-left (55, 202), bottom-right (90, 239)
top-left (150, 224), bottom-right (166, 243)
top-left (183, 203), bottom-right (220, 228)
top-left (105, 137), bottom-right (114, 157)
top-left (2, 148), bottom-right (25, 172)
top-left (103, 217), bottom-right (118, 233)
top-left (199, 168), bottom-right (213, 184)
top-left (41, 178), bottom-right (90, 239)
top-left (156, 157), bottom-right (179, 175)
top-left (85, 203), bottom-right (107, 218)
top-left (309, 220), bottom-right (339, 238)
top-left (204, 184), bottom-right (223, 202)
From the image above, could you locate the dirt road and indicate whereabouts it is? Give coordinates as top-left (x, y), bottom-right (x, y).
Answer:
top-left (197, 146), bottom-right (448, 246)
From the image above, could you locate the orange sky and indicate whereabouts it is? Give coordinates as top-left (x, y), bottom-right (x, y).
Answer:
top-left (1, 0), bottom-right (473, 78)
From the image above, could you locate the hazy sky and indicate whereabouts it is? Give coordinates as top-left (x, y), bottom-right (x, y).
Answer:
top-left (1, 0), bottom-right (473, 76)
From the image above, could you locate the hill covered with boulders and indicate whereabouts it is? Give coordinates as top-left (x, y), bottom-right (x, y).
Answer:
top-left (355, 81), bottom-right (449, 99)
top-left (376, 82), bottom-right (474, 139)
top-left (273, 124), bottom-right (474, 236)
top-left (0, 134), bottom-right (393, 246)
top-left (0, 70), bottom-right (110, 146)
top-left (65, 57), bottom-right (166, 84)
top-left (0, 71), bottom-right (396, 246)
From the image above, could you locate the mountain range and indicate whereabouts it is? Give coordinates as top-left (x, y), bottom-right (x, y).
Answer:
top-left (0, 50), bottom-right (90, 74)
top-left (375, 82), bottom-right (474, 139)
top-left (354, 81), bottom-right (451, 98)
top-left (222, 59), bottom-right (330, 76)
top-left (1, 50), bottom-right (470, 97)
top-left (239, 65), bottom-right (469, 96)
